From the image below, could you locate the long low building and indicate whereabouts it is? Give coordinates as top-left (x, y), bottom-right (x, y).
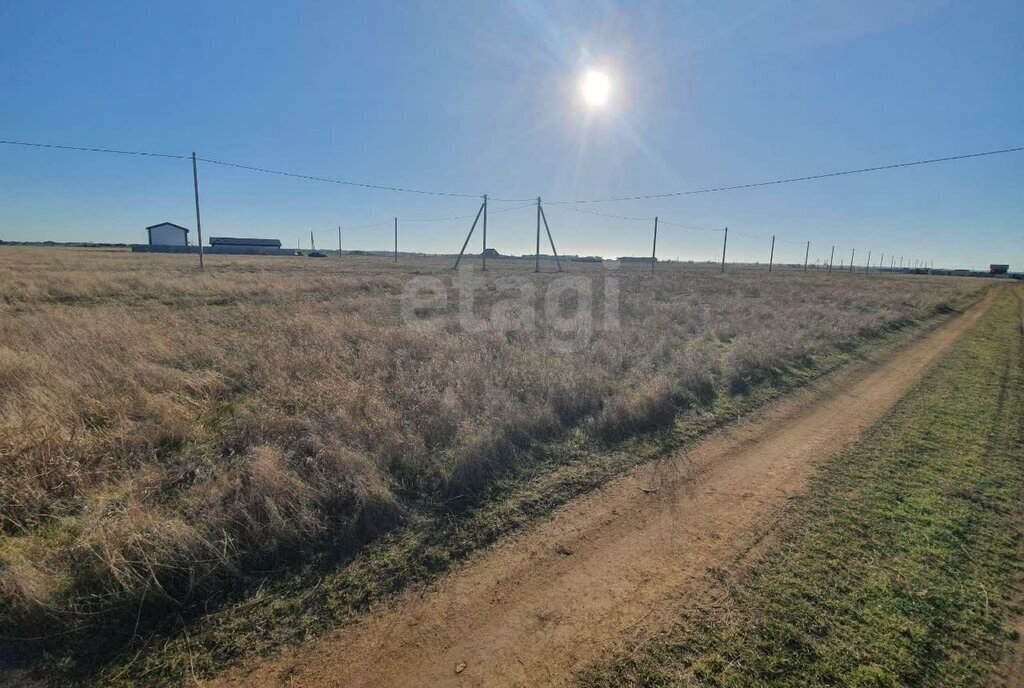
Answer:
top-left (209, 237), bottom-right (282, 249)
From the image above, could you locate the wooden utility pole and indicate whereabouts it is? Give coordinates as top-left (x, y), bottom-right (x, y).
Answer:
top-left (538, 202), bottom-right (562, 272)
top-left (453, 200), bottom-right (486, 270)
top-left (768, 235), bottom-right (776, 272)
top-left (310, 230), bottom-right (315, 252)
top-left (481, 194), bottom-right (488, 271)
top-left (338, 226), bottom-right (342, 257)
top-left (828, 245), bottom-right (835, 273)
top-left (191, 152), bottom-right (204, 269)
top-left (865, 250), bottom-right (871, 273)
top-left (535, 197), bottom-right (542, 273)
top-left (394, 217), bottom-right (398, 262)
top-left (880, 253), bottom-right (884, 273)
top-left (651, 216), bottom-right (658, 273)
top-left (720, 227), bottom-right (728, 273)
top-left (804, 241), bottom-right (810, 272)
top-left (849, 248), bottom-right (855, 273)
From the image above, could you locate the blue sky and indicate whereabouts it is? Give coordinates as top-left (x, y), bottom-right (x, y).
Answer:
top-left (1, 0), bottom-right (1021, 268)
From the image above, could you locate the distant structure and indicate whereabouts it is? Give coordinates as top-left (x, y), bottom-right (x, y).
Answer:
top-left (990, 264), bottom-right (1010, 275)
top-left (146, 222), bottom-right (189, 246)
top-left (132, 230), bottom-right (292, 256)
top-left (207, 237), bottom-right (284, 255)
top-left (209, 237), bottom-right (281, 248)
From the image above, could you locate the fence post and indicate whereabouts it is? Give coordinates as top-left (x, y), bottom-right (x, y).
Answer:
top-left (720, 227), bottom-right (728, 273)
top-left (191, 152), bottom-right (204, 269)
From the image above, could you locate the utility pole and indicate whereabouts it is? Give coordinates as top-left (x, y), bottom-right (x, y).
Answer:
top-left (828, 245), bottom-right (835, 273)
top-left (310, 230), bottom-right (315, 252)
top-left (338, 226), bottom-right (342, 257)
top-left (191, 152), bottom-right (204, 269)
top-left (453, 200), bottom-right (486, 270)
top-left (394, 217), bottom-right (398, 263)
top-left (534, 197), bottom-right (542, 273)
top-left (880, 253), bottom-right (884, 273)
top-left (538, 201), bottom-right (562, 272)
top-left (768, 235), bottom-right (776, 273)
top-left (481, 194), bottom-right (488, 271)
top-left (720, 227), bottom-right (728, 274)
top-left (651, 216), bottom-right (658, 273)
top-left (849, 248), bottom-right (855, 273)
top-left (804, 241), bottom-right (810, 272)
top-left (865, 250), bottom-right (871, 274)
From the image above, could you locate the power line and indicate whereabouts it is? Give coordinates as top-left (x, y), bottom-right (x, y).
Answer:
top-left (546, 202), bottom-right (724, 232)
top-left (544, 203), bottom-right (653, 223)
top-left (404, 201), bottom-right (535, 223)
top-left (337, 219), bottom-right (393, 231)
top-left (5, 138), bottom-right (1020, 205)
top-left (553, 146), bottom-right (1024, 204)
top-left (196, 156), bottom-right (483, 199)
top-left (330, 202), bottom-right (536, 237)
top-left (0, 139), bottom-right (188, 160)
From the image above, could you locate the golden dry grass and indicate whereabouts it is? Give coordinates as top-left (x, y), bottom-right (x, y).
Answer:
top-left (0, 247), bottom-right (985, 645)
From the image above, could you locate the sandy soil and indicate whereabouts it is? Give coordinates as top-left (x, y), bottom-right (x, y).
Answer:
top-left (215, 291), bottom-right (996, 688)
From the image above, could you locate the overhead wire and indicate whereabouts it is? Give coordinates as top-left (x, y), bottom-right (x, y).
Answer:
top-left (0, 139), bottom-right (188, 160)
top-left (548, 145), bottom-right (1024, 204)
top-left (196, 156), bottom-right (484, 199)
top-left (3, 138), bottom-right (1021, 261)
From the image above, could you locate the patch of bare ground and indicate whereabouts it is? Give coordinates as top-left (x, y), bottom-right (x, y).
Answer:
top-left (214, 284), bottom-right (998, 687)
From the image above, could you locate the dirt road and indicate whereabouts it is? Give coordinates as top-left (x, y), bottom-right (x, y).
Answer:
top-left (217, 291), bottom-right (996, 688)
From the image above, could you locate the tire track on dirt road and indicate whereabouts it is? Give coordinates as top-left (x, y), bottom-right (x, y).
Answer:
top-left (217, 289), bottom-right (999, 688)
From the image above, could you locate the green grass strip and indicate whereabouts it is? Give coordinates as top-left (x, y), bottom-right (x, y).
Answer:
top-left (580, 289), bottom-right (1024, 687)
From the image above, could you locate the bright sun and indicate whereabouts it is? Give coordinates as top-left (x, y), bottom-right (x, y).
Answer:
top-left (580, 70), bottom-right (611, 107)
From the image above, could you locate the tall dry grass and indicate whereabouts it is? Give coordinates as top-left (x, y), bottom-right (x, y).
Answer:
top-left (0, 248), bottom-right (984, 648)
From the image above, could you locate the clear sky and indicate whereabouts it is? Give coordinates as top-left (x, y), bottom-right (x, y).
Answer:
top-left (2, 0), bottom-right (1021, 269)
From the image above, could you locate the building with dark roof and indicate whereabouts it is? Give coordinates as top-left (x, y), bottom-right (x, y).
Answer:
top-left (146, 222), bottom-right (190, 246)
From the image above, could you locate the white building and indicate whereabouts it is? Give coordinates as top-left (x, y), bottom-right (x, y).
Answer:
top-left (146, 222), bottom-right (190, 246)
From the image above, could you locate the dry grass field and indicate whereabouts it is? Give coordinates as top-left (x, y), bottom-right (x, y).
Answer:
top-left (0, 248), bottom-right (985, 660)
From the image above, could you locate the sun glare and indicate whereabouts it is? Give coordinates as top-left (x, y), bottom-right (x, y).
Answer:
top-left (580, 69), bottom-right (611, 107)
